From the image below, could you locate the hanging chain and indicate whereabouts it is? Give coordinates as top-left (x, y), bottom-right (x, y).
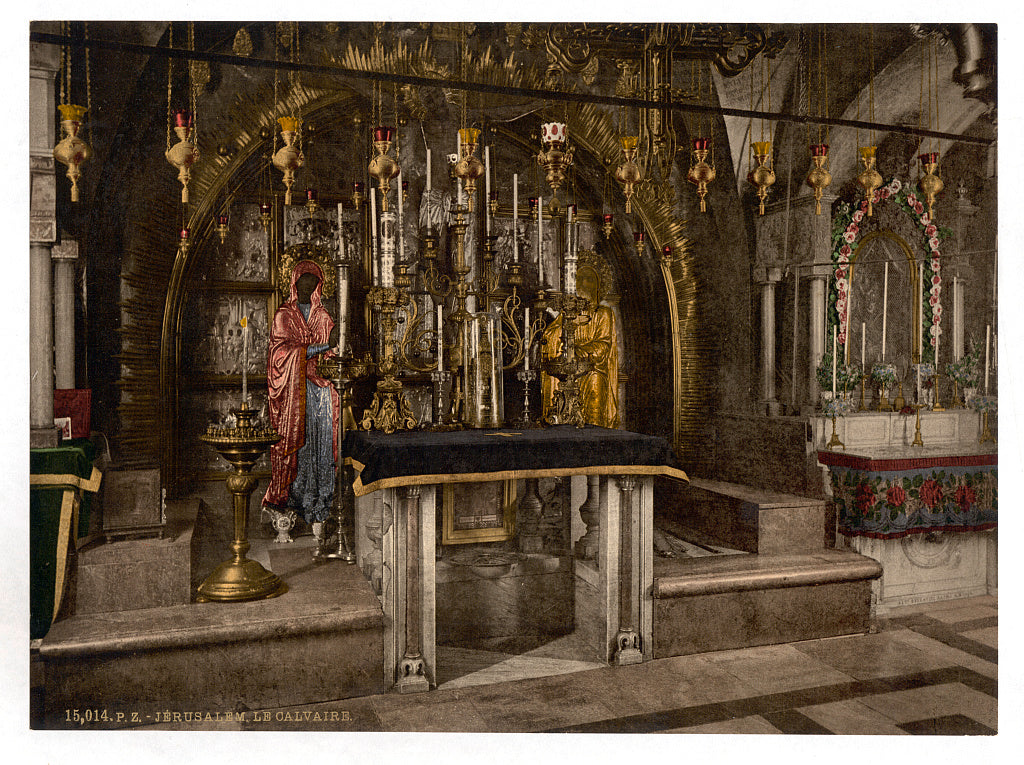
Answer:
top-left (188, 22), bottom-right (197, 140)
top-left (84, 21), bottom-right (92, 144)
top-left (166, 22), bottom-right (173, 152)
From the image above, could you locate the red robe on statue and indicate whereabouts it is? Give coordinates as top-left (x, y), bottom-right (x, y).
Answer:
top-left (262, 260), bottom-right (340, 510)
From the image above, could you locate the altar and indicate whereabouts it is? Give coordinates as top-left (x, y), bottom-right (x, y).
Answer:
top-left (343, 425), bottom-right (688, 693)
top-left (815, 410), bottom-right (997, 612)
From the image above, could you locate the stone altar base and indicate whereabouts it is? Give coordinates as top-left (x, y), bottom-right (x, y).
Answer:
top-left (37, 543), bottom-right (384, 729)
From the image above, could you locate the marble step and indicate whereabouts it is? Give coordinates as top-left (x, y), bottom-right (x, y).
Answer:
top-left (652, 549), bottom-right (882, 659)
top-left (37, 545), bottom-right (384, 729)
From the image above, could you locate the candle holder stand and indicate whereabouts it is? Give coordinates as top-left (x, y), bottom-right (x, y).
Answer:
top-left (979, 411), bottom-right (994, 444)
top-left (911, 404), bottom-right (925, 447)
top-left (893, 382), bottom-right (906, 411)
top-left (197, 402), bottom-right (286, 601)
top-left (515, 368), bottom-right (540, 429)
top-left (931, 373), bottom-right (946, 411)
top-left (826, 415), bottom-right (844, 451)
top-left (858, 374), bottom-right (868, 411)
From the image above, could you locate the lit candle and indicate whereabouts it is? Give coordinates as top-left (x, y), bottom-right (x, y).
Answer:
top-left (240, 316), bottom-right (248, 402)
top-left (538, 194), bottom-right (544, 285)
top-left (437, 303), bottom-right (444, 370)
top-left (984, 324), bottom-right (990, 393)
top-left (484, 145), bottom-right (492, 236)
top-left (396, 172), bottom-right (405, 264)
top-left (832, 326), bottom-right (837, 397)
top-left (425, 148), bottom-right (431, 193)
top-left (861, 322), bottom-right (866, 369)
top-left (512, 174), bottom-right (519, 263)
top-left (881, 261), bottom-right (888, 361)
top-left (523, 307), bottom-right (531, 372)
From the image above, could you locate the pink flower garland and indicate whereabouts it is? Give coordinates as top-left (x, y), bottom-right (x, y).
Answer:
top-left (832, 177), bottom-right (943, 356)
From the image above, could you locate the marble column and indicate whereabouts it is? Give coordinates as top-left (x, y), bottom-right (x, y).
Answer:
top-left (574, 474), bottom-right (601, 562)
top-left (808, 275), bottom-right (827, 407)
top-left (52, 240), bottom-right (79, 389)
top-left (394, 484), bottom-right (430, 693)
top-left (613, 475), bottom-right (642, 665)
top-left (30, 33), bottom-right (60, 447)
top-left (754, 265), bottom-right (783, 416)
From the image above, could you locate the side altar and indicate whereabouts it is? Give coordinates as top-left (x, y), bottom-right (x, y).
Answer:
top-left (343, 426), bottom-right (688, 693)
top-left (814, 409), bottom-right (997, 612)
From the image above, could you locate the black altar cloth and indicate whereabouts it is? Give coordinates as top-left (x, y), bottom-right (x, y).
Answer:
top-left (343, 425), bottom-right (688, 496)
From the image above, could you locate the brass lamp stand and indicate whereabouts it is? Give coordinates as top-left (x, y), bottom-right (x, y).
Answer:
top-left (197, 402), bottom-right (286, 602)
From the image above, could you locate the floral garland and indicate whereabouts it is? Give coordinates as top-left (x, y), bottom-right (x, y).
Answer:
top-left (830, 178), bottom-right (953, 365)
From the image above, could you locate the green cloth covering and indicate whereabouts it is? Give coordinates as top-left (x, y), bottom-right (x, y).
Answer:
top-left (30, 441), bottom-right (101, 640)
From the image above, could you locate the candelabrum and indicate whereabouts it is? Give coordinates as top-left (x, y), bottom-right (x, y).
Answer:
top-left (197, 402), bottom-right (286, 601)
top-left (317, 351), bottom-right (372, 562)
top-left (53, 104), bottom-right (91, 203)
top-left (931, 373), bottom-right (946, 412)
top-left (911, 403), bottom-right (925, 447)
top-left (542, 292), bottom-right (593, 428)
top-left (361, 286), bottom-right (418, 433)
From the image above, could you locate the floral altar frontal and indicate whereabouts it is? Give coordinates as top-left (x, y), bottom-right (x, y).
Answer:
top-left (819, 447), bottom-right (996, 611)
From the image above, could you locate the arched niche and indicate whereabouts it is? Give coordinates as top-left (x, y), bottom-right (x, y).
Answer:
top-left (847, 230), bottom-right (929, 371)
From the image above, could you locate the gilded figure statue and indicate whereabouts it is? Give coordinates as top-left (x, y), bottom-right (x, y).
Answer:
top-left (541, 257), bottom-right (620, 428)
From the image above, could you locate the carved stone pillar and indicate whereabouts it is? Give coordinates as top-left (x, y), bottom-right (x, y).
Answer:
top-left (30, 34), bottom-right (60, 447)
top-left (52, 240), bottom-right (78, 389)
top-left (574, 474), bottom-right (601, 563)
top-left (613, 475), bottom-right (642, 665)
top-left (395, 484), bottom-right (429, 693)
top-left (517, 477), bottom-right (544, 553)
top-left (754, 265), bottom-right (783, 416)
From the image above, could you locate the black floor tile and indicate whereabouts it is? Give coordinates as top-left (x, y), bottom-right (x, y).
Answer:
top-left (898, 714), bottom-right (996, 736)
top-left (761, 709), bottom-right (834, 735)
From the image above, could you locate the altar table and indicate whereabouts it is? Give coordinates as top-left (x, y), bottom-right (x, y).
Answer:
top-left (343, 426), bottom-right (688, 693)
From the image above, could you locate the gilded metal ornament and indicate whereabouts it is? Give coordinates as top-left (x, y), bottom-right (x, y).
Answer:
top-left (856, 146), bottom-right (883, 216)
top-left (165, 110), bottom-right (198, 204)
top-left (806, 143), bottom-right (833, 215)
top-left (454, 127), bottom-right (485, 211)
top-left (53, 104), bottom-right (92, 203)
top-left (918, 152), bottom-right (944, 221)
top-left (537, 122), bottom-right (575, 196)
top-left (368, 126), bottom-right (400, 211)
top-left (614, 135), bottom-right (642, 213)
top-left (273, 116), bottom-right (304, 205)
top-left (686, 137), bottom-right (715, 213)
top-left (747, 140), bottom-right (775, 215)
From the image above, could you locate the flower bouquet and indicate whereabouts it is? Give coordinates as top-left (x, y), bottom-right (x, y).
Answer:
top-left (817, 352), bottom-right (861, 398)
top-left (870, 362), bottom-right (899, 387)
top-left (822, 395), bottom-right (855, 418)
top-left (968, 394), bottom-right (997, 413)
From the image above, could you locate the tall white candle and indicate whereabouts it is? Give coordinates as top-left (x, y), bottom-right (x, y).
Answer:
top-left (881, 261), bottom-right (888, 361)
top-left (984, 324), bottom-right (991, 393)
top-left (396, 171), bottom-right (405, 264)
top-left (370, 187), bottom-right (378, 284)
top-left (512, 174), bottom-right (519, 263)
top-left (241, 317), bottom-right (248, 401)
top-left (484, 146), bottom-right (492, 236)
top-left (917, 359), bottom-right (922, 402)
top-left (953, 276), bottom-right (960, 360)
top-left (538, 195), bottom-right (544, 285)
top-left (832, 326), bottom-right (837, 396)
top-left (456, 132), bottom-right (463, 205)
top-left (919, 262), bottom-right (925, 361)
top-left (861, 322), bottom-right (866, 369)
top-left (425, 148), bottom-right (431, 193)
top-left (523, 307), bottom-right (531, 371)
top-left (437, 304), bottom-right (444, 370)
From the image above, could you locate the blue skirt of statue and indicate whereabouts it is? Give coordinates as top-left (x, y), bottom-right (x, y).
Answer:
top-left (288, 382), bottom-right (335, 524)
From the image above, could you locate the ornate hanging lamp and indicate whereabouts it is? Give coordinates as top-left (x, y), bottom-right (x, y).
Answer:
top-left (454, 127), bottom-right (485, 210)
top-left (273, 116), bottom-right (304, 205)
top-left (537, 122), bottom-right (574, 198)
top-left (918, 152), bottom-right (943, 221)
top-left (53, 22), bottom-right (92, 203)
top-left (368, 126), bottom-right (400, 211)
top-left (687, 137), bottom-right (716, 213)
top-left (806, 143), bottom-right (832, 215)
top-left (747, 141), bottom-right (776, 215)
top-left (614, 135), bottom-right (643, 214)
top-left (856, 146), bottom-right (882, 216)
top-left (164, 23), bottom-right (200, 205)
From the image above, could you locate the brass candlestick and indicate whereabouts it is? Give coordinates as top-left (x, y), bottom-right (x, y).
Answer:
top-left (893, 381), bottom-right (906, 411)
top-left (931, 373), bottom-right (945, 411)
top-left (826, 415), bottom-right (845, 451)
top-left (858, 373), bottom-right (868, 411)
top-left (197, 403), bottom-right (286, 601)
top-left (911, 403), bottom-right (925, 447)
top-left (979, 410), bottom-right (994, 444)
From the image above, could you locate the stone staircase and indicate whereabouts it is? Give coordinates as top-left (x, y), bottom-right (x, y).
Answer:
top-left (35, 498), bottom-right (384, 729)
top-left (651, 478), bottom-right (882, 658)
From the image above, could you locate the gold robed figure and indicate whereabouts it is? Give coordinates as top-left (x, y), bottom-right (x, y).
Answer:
top-left (541, 263), bottom-right (619, 428)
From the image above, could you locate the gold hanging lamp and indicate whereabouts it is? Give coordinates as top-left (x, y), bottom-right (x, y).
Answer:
top-left (804, 26), bottom-right (832, 215)
top-left (746, 56), bottom-right (775, 215)
top-left (614, 135), bottom-right (643, 214)
top-left (917, 37), bottom-right (943, 221)
top-left (164, 22), bottom-right (200, 205)
top-left (53, 22), bottom-right (92, 203)
top-left (855, 26), bottom-right (881, 216)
